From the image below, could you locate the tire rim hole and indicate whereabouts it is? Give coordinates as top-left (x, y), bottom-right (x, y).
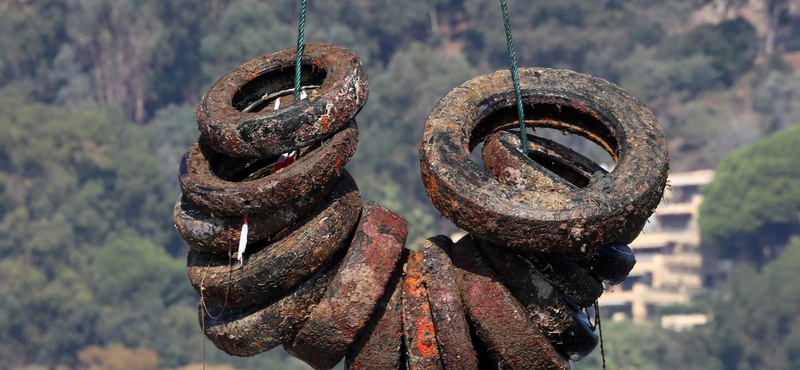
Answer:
top-left (232, 64), bottom-right (327, 113)
top-left (208, 141), bottom-right (321, 182)
top-left (472, 99), bottom-right (620, 163)
top-left (526, 148), bottom-right (592, 188)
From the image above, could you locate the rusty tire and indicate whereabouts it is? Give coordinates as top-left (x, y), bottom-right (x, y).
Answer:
top-left (421, 236), bottom-right (479, 370)
top-left (451, 235), bottom-right (569, 370)
top-left (197, 43), bottom-right (368, 158)
top-left (180, 122), bottom-right (358, 216)
top-left (402, 250), bottom-right (444, 370)
top-left (186, 173), bottom-right (362, 308)
top-left (285, 201), bottom-right (408, 370)
top-left (173, 193), bottom-right (316, 253)
top-left (420, 68), bottom-right (669, 252)
top-left (345, 250), bottom-right (408, 370)
top-left (200, 253), bottom-right (345, 357)
top-left (478, 240), bottom-right (598, 361)
top-left (482, 130), bottom-right (607, 192)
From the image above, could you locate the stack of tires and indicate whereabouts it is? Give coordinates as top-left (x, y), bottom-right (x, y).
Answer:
top-left (173, 43), bottom-right (410, 369)
top-left (412, 68), bottom-right (670, 369)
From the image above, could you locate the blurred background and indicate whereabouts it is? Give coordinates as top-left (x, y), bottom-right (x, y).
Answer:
top-left (0, 0), bottom-right (799, 369)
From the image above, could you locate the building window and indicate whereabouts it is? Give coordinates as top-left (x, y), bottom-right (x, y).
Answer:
top-left (659, 214), bottom-right (692, 232)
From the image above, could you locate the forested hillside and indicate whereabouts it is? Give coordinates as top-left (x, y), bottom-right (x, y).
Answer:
top-left (1, 0), bottom-right (799, 369)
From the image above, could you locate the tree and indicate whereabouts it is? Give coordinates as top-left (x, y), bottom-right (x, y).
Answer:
top-left (659, 18), bottom-right (758, 86)
top-left (724, 0), bottom-right (800, 54)
top-left (705, 237), bottom-right (800, 369)
top-left (199, 0), bottom-right (294, 86)
top-left (699, 125), bottom-right (800, 263)
top-left (76, 345), bottom-right (159, 370)
top-left (0, 88), bottom-right (180, 367)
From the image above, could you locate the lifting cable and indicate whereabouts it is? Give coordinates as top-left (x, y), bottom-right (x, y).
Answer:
top-left (499, 1), bottom-right (607, 367)
top-left (294, 0), bottom-right (308, 103)
top-left (498, 0), bottom-right (529, 155)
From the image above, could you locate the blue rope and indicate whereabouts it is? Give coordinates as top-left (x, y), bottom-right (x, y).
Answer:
top-left (294, 0), bottom-right (307, 103)
top-left (499, 0), bottom-right (529, 155)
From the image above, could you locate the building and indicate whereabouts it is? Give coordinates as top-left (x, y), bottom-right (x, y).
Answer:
top-left (598, 170), bottom-right (725, 325)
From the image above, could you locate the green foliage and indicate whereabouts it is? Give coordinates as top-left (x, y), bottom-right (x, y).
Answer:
top-left (699, 126), bottom-right (800, 257)
top-left (149, 104), bottom-right (199, 183)
top-left (0, 1), bottom-right (65, 86)
top-left (660, 18), bottom-right (758, 85)
top-left (573, 320), bottom-right (722, 370)
top-left (752, 70), bottom-right (800, 134)
top-left (200, 0), bottom-right (294, 85)
top-left (706, 237), bottom-right (800, 369)
top-left (90, 238), bottom-right (197, 368)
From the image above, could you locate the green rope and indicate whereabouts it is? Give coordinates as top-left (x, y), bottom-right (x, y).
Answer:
top-left (499, 0), bottom-right (529, 155)
top-left (294, 0), bottom-right (307, 103)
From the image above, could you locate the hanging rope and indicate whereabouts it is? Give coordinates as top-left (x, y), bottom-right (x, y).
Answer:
top-left (498, 0), bottom-right (529, 155)
top-left (294, 0), bottom-right (307, 103)
top-left (594, 301), bottom-right (607, 369)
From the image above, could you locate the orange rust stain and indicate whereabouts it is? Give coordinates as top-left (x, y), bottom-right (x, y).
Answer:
top-left (312, 60), bottom-right (324, 68)
top-left (414, 317), bottom-right (439, 357)
top-left (247, 70), bottom-right (261, 81)
top-left (335, 156), bottom-right (342, 169)
top-left (320, 115), bottom-right (331, 131)
top-left (404, 275), bottom-right (425, 297)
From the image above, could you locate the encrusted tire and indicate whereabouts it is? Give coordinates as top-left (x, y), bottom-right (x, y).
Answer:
top-left (173, 193), bottom-right (315, 253)
top-left (421, 236), bottom-right (479, 370)
top-left (451, 235), bottom-right (569, 370)
top-left (200, 254), bottom-right (345, 356)
top-left (420, 68), bottom-right (669, 252)
top-left (197, 43), bottom-right (368, 158)
top-left (285, 201), bottom-right (408, 370)
top-left (186, 172), bottom-right (362, 308)
top-left (478, 241), bottom-right (598, 361)
top-left (179, 122), bottom-right (358, 216)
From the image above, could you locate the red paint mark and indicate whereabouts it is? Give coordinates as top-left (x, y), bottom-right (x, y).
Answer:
top-left (270, 151), bottom-right (297, 174)
top-left (414, 317), bottom-right (438, 357)
top-left (320, 115), bottom-right (331, 131)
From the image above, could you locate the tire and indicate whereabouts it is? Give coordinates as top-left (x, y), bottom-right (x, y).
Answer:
top-left (401, 249), bottom-right (445, 370)
top-left (479, 240), bottom-right (598, 361)
top-left (201, 251), bottom-right (345, 356)
top-left (187, 172), bottom-right (362, 308)
top-left (345, 251), bottom-right (406, 370)
top-left (420, 68), bottom-right (669, 252)
top-left (173, 193), bottom-right (315, 253)
top-left (571, 244), bottom-right (636, 285)
top-left (421, 236), bottom-right (479, 370)
top-left (285, 201), bottom-right (408, 370)
top-left (180, 121), bottom-right (358, 216)
top-left (197, 43), bottom-right (368, 157)
top-left (482, 130), bottom-right (607, 192)
top-left (451, 235), bottom-right (569, 370)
